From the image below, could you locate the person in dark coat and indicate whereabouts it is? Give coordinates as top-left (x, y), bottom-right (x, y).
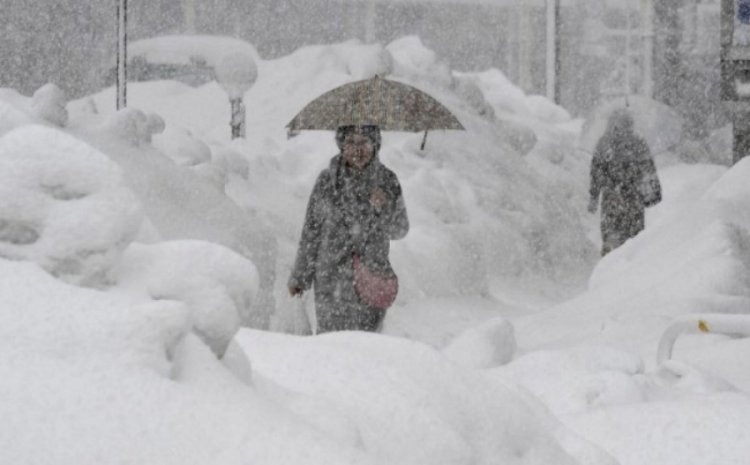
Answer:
top-left (588, 109), bottom-right (661, 256)
top-left (288, 124), bottom-right (409, 333)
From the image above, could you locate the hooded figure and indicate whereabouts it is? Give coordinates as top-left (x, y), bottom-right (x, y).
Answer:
top-left (588, 109), bottom-right (661, 256)
top-left (288, 125), bottom-right (409, 332)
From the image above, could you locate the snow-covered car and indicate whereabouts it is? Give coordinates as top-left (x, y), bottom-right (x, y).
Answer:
top-left (105, 34), bottom-right (259, 87)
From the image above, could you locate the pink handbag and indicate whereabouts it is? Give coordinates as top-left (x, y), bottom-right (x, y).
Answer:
top-left (352, 254), bottom-right (398, 310)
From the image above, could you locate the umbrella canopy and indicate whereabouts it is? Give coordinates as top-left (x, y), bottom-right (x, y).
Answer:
top-left (579, 95), bottom-right (683, 155)
top-left (287, 76), bottom-right (464, 134)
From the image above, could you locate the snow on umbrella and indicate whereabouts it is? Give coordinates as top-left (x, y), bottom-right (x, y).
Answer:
top-left (287, 75), bottom-right (464, 148)
top-left (579, 95), bottom-right (684, 155)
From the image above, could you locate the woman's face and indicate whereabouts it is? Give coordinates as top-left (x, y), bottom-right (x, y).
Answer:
top-left (342, 133), bottom-right (375, 170)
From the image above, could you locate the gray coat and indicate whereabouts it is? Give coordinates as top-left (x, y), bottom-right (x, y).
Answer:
top-left (289, 154), bottom-right (409, 332)
top-left (589, 111), bottom-right (660, 255)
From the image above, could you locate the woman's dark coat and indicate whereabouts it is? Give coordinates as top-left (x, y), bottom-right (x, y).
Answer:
top-left (589, 110), bottom-right (660, 255)
top-left (289, 153), bottom-right (409, 332)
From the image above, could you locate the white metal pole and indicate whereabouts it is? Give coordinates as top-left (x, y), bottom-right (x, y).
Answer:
top-left (116, 0), bottom-right (127, 110)
top-left (183, 0), bottom-right (196, 34)
top-left (364, 0), bottom-right (376, 44)
top-left (518, 5), bottom-right (532, 92)
top-left (545, 0), bottom-right (557, 102)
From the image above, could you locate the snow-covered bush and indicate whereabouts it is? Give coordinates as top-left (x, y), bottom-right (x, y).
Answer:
top-left (214, 145), bottom-right (250, 179)
top-left (0, 88), bottom-right (50, 136)
top-left (0, 125), bottom-right (143, 286)
top-left (388, 35), bottom-right (454, 89)
top-left (113, 240), bottom-right (259, 357)
top-left (344, 42), bottom-right (393, 80)
top-left (495, 347), bottom-right (646, 416)
top-left (152, 126), bottom-right (212, 167)
top-left (100, 107), bottom-right (166, 146)
top-left (30, 83), bottom-right (68, 127)
top-left (443, 317), bottom-right (516, 368)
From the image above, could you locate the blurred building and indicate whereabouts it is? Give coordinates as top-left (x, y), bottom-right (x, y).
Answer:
top-left (0, 0), bottom-right (724, 129)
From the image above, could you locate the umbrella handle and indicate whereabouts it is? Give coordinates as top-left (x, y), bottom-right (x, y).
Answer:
top-left (420, 129), bottom-right (429, 150)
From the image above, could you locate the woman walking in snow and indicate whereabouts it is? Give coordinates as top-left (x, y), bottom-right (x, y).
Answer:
top-left (288, 125), bottom-right (409, 332)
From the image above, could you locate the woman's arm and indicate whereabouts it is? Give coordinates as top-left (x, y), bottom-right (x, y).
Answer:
top-left (371, 171), bottom-right (409, 240)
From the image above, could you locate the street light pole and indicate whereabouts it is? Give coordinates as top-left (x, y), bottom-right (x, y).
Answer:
top-left (116, 0), bottom-right (127, 110)
top-left (640, 0), bottom-right (654, 97)
top-left (545, 0), bottom-right (561, 104)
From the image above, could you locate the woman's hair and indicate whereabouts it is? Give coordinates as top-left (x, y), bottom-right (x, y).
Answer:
top-left (336, 125), bottom-right (381, 153)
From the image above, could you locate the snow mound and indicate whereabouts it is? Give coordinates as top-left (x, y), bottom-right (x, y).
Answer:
top-left (343, 41), bottom-right (393, 80)
top-left (0, 259), bottom-right (378, 465)
top-left (152, 126), bottom-right (212, 167)
top-left (0, 97), bottom-right (35, 136)
top-left (213, 145), bottom-right (250, 179)
top-left (460, 68), bottom-right (571, 124)
top-left (30, 83), bottom-right (68, 127)
top-left (387, 36), bottom-right (454, 88)
top-left (590, 159), bottom-right (750, 300)
top-left (239, 329), bottom-right (584, 465)
top-left (289, 41), bottom-right (393, 82)
top-left (496, 346), bottom-right (646, 416)
top-left (100, 107), bottom-right (166, 146)
top-left (443, 316), bottom-right (516, 368)
top-left (113, 241), bottom-right (259, 357)
top-left (566, 395), bottom-right (750, 465)
top-left (0, 88), bottom-right (55, 135)
top-left (0, 125), bottom-right (142, 286)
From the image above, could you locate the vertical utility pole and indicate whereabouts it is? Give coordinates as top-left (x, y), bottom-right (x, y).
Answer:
top-left (230, 99), bottom-right (245, 139)
top-left (116, 0), bottom-right (128, 110)
top-left (517, 5), bottom-right (533, 93)
top-left (640, 0), bottom-right (654, 97)
top-left (653, 0), bottom-right (681, 108)
top-left (625, 2), bottom-right (632, 97)
top-left (545, 0), bottom-right (561, 104)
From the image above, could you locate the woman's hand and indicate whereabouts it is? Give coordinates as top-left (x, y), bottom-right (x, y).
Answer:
top-left (370, 188), bottom-right (387, 212)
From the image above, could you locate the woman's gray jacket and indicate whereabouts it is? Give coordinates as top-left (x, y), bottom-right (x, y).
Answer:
top-left (288, 154), bottom-right (409, 331)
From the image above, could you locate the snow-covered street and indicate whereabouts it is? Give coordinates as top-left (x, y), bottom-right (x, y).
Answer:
top-left (1, 33), bottom-right (749, 465)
